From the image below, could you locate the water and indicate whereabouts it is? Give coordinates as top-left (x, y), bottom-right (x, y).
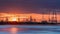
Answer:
top-left (0, 25), bottom-right (60, 34)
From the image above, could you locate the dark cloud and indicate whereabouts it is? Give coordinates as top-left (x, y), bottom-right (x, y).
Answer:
top-left (0, 0), bottom-right (60, 14)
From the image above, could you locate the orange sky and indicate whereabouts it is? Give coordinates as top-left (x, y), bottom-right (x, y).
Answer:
top-left (0, 13), bottom-right (60, 22)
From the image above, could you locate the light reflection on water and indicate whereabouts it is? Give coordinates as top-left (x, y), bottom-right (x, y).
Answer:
top-left (0, 25), bottom-right (60, 34)
top-left (10, 27), bottom-right (18, 34)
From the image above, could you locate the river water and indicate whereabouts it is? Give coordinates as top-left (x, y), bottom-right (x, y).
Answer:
top-left (0, 25), bottom-right (60, 34)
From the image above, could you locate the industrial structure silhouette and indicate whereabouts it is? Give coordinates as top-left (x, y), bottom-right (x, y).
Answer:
top-left (0, 9), bottom-right (59, 25)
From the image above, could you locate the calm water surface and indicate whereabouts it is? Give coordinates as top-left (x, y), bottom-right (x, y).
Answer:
top-left (0, 25), bottom-right (60, 34)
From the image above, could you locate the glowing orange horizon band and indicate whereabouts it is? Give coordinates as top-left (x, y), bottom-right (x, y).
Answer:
top-left (0, 13), bottom-right (60, 22)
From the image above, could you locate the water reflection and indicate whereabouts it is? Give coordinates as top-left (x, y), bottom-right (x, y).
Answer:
top-left (10, 27), bottom-right (18, 34)
top-left (0, 25), bottom-right (60, 34)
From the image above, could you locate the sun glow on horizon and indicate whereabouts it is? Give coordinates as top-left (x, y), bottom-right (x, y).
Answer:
top-left (0, 13), bottom-right (60, 22)
top-left (8, 17), bottom-right (18, 22)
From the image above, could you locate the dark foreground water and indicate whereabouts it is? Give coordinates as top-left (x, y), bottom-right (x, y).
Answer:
top-left (0, 25), bottom-right (60, 34)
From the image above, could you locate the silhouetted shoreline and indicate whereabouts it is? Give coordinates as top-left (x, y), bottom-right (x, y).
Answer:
top-left (0, 21), bottom-right (59, 25)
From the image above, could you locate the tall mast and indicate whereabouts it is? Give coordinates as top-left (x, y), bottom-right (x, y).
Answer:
top-left (48, 9), bottom-right (51, 23)
top-left (51, 9), bottom-right (57, 23)
top-left (42, 11), bottom-right (45, 21)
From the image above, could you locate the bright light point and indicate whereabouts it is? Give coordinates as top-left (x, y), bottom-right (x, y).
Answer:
top-left (12, 18), bottom-right (17, 21)
top-left (9, 17), bottom-right (18, 21)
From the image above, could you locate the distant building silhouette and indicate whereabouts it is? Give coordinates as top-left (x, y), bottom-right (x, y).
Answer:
top-left (5, 17), bottom-right (8, 22)
top-left (29, 16), bottom-right (33, 22)
top-left (26, 18), bottom-right (29, 22)
top-left (18, 17), bottom-right (20, 22)
top-left (33, 19), bottom-right (36, 22)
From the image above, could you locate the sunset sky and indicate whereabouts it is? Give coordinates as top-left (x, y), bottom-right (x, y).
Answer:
top-left (0, 13), bottom-right (60, 22)
top-left (0, 0), bottom-right (60, 22)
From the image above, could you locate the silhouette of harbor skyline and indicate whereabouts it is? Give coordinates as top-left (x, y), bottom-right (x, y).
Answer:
top-left (0, 8), bottom-right (60, 25)
top-left (0, 11), bottom-right (59, 25)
